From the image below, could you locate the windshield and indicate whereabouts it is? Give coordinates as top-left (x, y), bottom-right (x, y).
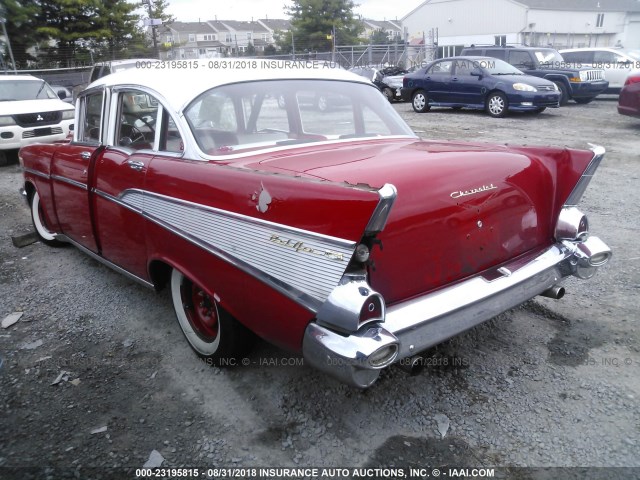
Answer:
top-left (0, 79), bottom-right (59, 101)
top-left (185, 79), bottom-right (414, 156)
top-left (534, 49), bottom-right (565, 67)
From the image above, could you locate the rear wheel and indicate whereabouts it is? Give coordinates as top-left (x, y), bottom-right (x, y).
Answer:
top-left (574, 97), bottom-right (594, 104)
top-left (170, 268), bottom-right (252, 362)
top-left (554, 81), bottom-right (569, 106)
top-left (486, 92), bottom-right (508, 118)
top-left (30, 191), bottom-right (64, 247)
top-left (411, 90), bottom-right (430, 113)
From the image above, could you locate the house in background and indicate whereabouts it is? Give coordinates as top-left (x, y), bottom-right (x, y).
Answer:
top-left (158, 19), bottom-right (289, 59)
top-left (402, 0), bottom-right (640, 58)
top-left (360, 19), bottom-right (403, 42)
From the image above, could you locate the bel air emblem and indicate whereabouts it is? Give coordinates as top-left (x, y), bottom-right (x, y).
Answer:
top-left (36, 115), bottom-right (44, 121)
top-left (450, 183), bottom-right (497, 199)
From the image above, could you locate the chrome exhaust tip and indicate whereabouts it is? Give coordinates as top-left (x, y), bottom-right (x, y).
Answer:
top-left (576, 236), bottom-right (612, 267)
top-left (540, 285), bottom-right (565, 299)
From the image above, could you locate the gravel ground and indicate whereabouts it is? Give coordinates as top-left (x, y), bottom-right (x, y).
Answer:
top-left (0, 97), bottom-right (638, 479)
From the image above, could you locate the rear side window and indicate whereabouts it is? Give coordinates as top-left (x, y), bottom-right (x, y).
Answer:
top-left (463, 49), bottom-right (482, 56)
top-left (562, 51), bottom-right (594, 64)
top-left (484, 49), bottom-right (506, 60)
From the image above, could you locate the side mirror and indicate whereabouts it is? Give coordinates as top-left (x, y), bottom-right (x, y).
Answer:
top-left (57, 90), bottom-right (67, 100)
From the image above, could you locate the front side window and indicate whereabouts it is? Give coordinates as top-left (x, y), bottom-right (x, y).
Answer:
top-left (115, 90), bottom-right (160, 149)
top-left (184, 80), bottom-right (413, 156)
top-left (510, 51), bottom-right (534, 69)
top-left (78, 91), bottom-right (104, 144)
top-left (429, 60), bottom-right (453, 74)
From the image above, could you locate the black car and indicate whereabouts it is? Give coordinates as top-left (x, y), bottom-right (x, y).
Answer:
top-left (400, 56), bottom-right (561, 118)
top-left (349, 67), bottom-right (398, 102)
top-left (460, 46), bottom-right (608, 105)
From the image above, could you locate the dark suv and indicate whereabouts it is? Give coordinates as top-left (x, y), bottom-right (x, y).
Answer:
top-left (460, 46), bottom-right (608, 105)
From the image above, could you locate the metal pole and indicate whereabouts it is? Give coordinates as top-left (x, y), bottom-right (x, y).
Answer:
top-left (0, 18), bottom-right (17, 72)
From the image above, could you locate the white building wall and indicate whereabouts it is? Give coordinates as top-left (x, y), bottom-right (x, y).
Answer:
top-left (402, 0), bottom-right (526, 42)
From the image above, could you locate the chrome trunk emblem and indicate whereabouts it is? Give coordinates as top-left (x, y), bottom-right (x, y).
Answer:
top-left (450, 183), bottom-right (497, 199)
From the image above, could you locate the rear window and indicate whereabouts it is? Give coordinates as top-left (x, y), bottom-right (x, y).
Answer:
top-left (185, 79), bottom-right (414, 156)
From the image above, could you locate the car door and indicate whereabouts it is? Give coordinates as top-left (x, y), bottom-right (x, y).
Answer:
top-left (92, 88), bottom-right (168, 281)
top-left (423, 60), bottom-right (453, 102)
top-left (50, 88), bottom-right (105, 252)
top-left (450, 59), bottom-right (485, 106)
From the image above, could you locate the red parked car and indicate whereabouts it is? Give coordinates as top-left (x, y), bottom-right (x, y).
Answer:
top-left (618, 71), bottom-right (640, 118)
top-left (19, 62), bottom-right (611, 387)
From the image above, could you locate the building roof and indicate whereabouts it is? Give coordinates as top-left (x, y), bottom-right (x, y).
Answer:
top-left (259, 19), bottom-right (291, 31)
top-left (219, 20), bottom-right (270, 33)
top-left (165, 21), bottom-right (216, 34)
top-left (362, 20), bottom-right (402, 31)
top-left (514, 0), bottom-right (640, 11)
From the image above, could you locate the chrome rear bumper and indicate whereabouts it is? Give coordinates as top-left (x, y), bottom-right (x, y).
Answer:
top-left (303, 236), bottom-right (611, 388)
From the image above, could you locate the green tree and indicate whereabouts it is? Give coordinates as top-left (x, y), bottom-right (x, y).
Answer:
top-left (281, 0), bottom-right (363, 52)
top-left (1, 0), bottom-right (43, 68)
top-left (369, 29), bottom-right (391, 45)
top-left (147, 0), bottom-right (175, 24)
top-left (94, 0), bottom-right (148, 60)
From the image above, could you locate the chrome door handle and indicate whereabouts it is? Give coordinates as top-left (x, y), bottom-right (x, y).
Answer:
top-left (80, 151), bottom-right (91, 160)
top-left (127, 160), bottom-right (144, 171)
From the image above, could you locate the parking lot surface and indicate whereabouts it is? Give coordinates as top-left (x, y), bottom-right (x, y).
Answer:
top-left (0, 97), bottom-right (638, 476)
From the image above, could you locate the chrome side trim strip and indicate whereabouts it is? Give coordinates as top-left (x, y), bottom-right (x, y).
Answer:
top-left (51, 174), bottom-right (88, 191)
top-left (93, 189), bottom-right (142, 214)
top-left (23, 168), bottom-right (50, 180)
top-left (57, 234), bottom-right (154, 289)
top-left (565, 145), bottom-right (604, 207)
top-left (101, 188), bottom-right (356, 311)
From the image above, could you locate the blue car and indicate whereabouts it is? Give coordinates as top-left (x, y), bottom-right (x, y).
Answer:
top-left (401, 56), bottom-right (561, 117)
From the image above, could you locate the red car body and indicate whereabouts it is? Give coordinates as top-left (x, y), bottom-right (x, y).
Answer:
top-left (618, 72), bottom-right (640, 118)
top-left (19, 63), bottom-right (611, 387)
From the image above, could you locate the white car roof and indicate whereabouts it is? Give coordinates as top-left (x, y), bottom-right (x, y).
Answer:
top-left (0, 75), bottom-right (41, 82)
top-left (85, 60), bottom-right (372, 112)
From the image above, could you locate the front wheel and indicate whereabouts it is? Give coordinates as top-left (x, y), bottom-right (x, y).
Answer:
top-left (170, 268), bottom-right (252, 362)
top-left (382, 87), bottom-right (394, 102)
top-left (554, 81), bottom-right (569, 106)
top-left (486, 92), bottom-right (508, 118)
top-left (411, 90), bottom-right (430, 113)
top-left (30, 191), bottom-right (64, 247)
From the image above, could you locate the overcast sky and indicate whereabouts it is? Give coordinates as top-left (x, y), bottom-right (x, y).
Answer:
top-left (162, 0), bottom-right (424, 22)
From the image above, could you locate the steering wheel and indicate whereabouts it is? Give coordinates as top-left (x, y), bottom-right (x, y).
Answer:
top-left (119, 124), bottom-right (146, 145)
top-left (123, 112), bottom-right (156, 135)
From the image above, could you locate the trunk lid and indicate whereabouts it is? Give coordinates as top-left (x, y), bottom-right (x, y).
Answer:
top-left (246, 139), bottom-right (592, 304)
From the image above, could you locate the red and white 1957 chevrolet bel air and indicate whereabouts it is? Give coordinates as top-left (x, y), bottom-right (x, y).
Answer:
top-left (19, 61), bottom-right (611, 387)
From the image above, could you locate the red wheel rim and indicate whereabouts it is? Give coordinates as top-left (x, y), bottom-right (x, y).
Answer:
top-left (181, 279), bottom-right (219, 341)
